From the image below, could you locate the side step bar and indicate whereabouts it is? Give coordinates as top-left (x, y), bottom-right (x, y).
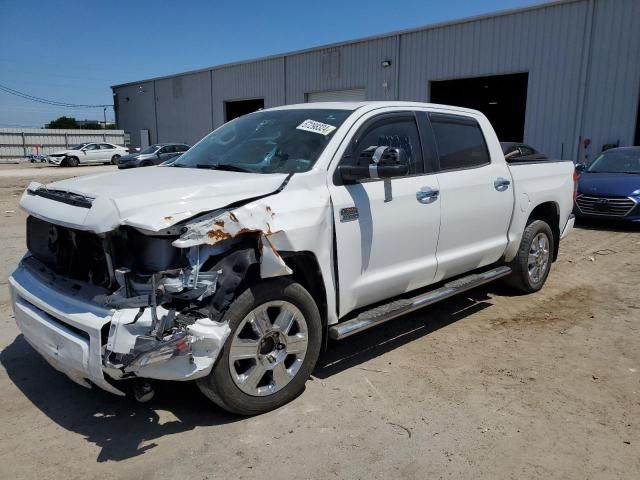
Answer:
top-left (329, 266), bottom-right (512, 340)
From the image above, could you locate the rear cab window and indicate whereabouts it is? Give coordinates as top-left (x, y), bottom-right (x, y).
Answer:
top-left (429, 113), bottom-right (490, 171)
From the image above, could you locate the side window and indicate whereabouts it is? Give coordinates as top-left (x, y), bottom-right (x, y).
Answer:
top-left (85, 144), bottom-right (99, 151)
top-left (100, 143), bottom-right (114, 149)
top-left (158, 146), bottom-right (169, 154)
top-left (178, 145), bottom-right (189, 152)
top-left (430, 114), bottom-right (490, 171)
top-left (350, 117), bottom-right (423, 175)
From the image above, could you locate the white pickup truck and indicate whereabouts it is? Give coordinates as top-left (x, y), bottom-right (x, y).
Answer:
top-left (9, 102), bottom-right (576, 414)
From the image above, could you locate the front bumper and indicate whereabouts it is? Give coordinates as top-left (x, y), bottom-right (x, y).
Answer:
top-left (117, 160), bottom-right (140, 169)
top-left (47, 156), bottom-right (64, 165)
top-left (9, 260), bottom-right (124, 394)
top-left (9, 258), bottom-right (230, 396)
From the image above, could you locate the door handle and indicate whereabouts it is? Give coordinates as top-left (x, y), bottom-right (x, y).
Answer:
top-left (494, 178), bottom-right (511, 191)
top-left (416, 187), bottom-right (439, 204)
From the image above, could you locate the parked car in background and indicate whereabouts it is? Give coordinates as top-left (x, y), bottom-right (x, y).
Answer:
top-left (574, 146), bottom-right (640, 222)
top-left (11, 102), bottom-right (575, 415)
top-left (47, 142), bottom-right (128, 167)
top-left (501, 142), bottom-right (548, 162)
top-left (117, 143), bottom-right (189, 169)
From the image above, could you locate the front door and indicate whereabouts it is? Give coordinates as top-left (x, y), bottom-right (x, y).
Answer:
top-left (82, 143), bottom-right (102, 163)
top-left (328, 111), bottom-right (441, 317)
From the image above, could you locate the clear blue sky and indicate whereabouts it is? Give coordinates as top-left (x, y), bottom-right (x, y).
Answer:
top-left (0, 0), bottom-right (541, 128)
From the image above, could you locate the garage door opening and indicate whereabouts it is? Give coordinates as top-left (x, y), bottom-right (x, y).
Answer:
top-left (306, 88), bottom-right (366, 103)
top-left (430, 73), bottom-right (529, 142)
top-left (224, 98), bottom-right (264, 122)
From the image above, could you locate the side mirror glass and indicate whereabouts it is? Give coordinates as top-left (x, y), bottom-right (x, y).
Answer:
top-left (339, 146), bottom-right (409, 182)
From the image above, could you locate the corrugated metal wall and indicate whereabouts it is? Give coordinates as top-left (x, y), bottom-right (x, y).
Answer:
top-left (579, 0), bottom-right (640, 163)
top-left (155, 71), bottom-right (213, 145)
top-left (114, 81), bottom-right (157, 146)
top-left (113, 0), bottom-right (640, 160)
top-left (0, 128), bottom-right (125, 162)
top-left (211, 58), bottom-right (285, 127)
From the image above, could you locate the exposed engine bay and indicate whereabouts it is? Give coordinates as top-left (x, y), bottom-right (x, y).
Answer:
top-left (23, 196), bottom-right (293, 384)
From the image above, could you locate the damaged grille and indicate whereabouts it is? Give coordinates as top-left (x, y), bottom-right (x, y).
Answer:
top-left (26, 216), bottom-right (112, 288)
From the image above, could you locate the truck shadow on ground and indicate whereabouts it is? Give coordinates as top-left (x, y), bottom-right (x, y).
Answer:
top-left (1, 285), bottom-right (498, 462)
top-left (315, 286), bottom-right (495, 378)
top-left (0, 335), bottom-right (238, 463)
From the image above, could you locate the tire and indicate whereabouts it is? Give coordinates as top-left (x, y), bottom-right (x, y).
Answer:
top-left (66, 156), bottom-right (79, 167)
top-left (197, 278), bottom-right (322, 415)
top-left (504, 219), bottom-right (554, 293)
top-left (110, 155), bottom-right (120, 165)
top-left (141, 160), bottom-right (153, 167)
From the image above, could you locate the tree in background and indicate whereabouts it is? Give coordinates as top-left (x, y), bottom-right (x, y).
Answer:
top-left (47, 116), bottom-right (79, 129)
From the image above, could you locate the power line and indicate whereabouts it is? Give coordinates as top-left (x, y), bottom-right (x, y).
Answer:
top-left (0, 82), bottom-right (112, 108)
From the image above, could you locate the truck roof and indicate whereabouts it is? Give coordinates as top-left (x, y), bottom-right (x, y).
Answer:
top-left (266, 101), bottom-right (484, 117)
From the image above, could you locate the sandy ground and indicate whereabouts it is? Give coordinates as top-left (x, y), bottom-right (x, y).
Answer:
top-left (0, 166), bottom-right (638, 480)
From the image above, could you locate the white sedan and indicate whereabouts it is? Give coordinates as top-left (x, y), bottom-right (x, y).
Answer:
top-left (47, 142), bottom-right (129, 167)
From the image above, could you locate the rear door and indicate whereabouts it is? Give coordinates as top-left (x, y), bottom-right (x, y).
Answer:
top-left (328, 110), bottom-right (441, 317)
top-left (427, 113), bottom-right (513, 281)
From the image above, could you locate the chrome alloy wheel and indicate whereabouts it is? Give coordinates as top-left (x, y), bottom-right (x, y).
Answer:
top-left (527, 232), bottom-right (550, 284)
top-left (228, 301), bottom-right (309, 397)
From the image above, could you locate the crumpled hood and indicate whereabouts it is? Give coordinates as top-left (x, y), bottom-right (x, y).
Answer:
top-left (49, 149), bottom-right (80, 156)
top-left (20, 166), bottom-right (288, 233)
top-left (578, 172), bottom-right (640, 197)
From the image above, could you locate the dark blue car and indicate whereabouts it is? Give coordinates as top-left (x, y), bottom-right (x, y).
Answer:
top-left (574, 147), bottom-right (640, 222)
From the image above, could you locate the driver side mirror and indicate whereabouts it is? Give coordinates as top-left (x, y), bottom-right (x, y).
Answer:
top-left (575, 163), bottom-right (586, 172)
top-left (338, 146), bottom-right (409, 182)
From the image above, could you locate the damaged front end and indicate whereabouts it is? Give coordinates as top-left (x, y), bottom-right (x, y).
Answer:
top-left (23, 202), bottom-right (291, 385)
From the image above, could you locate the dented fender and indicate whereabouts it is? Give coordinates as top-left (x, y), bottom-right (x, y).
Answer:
top-left (173, 202), bottom-right (293, 278)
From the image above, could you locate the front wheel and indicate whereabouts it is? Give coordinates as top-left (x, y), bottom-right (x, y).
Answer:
top-left (197, 278), bottom-right (322, 415)
top-left (65, 156), bottom-right (79, 167)
top-left (504, 219), bottom-right (554, 293)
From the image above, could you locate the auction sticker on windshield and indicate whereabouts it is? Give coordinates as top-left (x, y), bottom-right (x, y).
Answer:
top-left (296, 119), bottom-right (337, 136)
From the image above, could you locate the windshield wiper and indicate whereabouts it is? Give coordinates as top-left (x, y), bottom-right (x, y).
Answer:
top-left (196, 163), bottom-right (254, 173)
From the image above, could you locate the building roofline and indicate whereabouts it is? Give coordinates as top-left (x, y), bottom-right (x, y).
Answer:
top-left (111, 0), bottom-right (577, 89)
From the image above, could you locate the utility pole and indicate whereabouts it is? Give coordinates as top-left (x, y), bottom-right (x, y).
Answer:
top-left (103, 107), bottom-right (107, 129)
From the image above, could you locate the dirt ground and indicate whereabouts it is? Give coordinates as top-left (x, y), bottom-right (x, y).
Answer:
top-left (0, 164), bottom-right (638, 480)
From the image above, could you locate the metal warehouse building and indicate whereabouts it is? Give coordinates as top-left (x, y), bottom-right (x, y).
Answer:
top-left (112, 0), bottom-right (640, 162)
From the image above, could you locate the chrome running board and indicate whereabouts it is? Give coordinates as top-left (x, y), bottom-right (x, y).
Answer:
top-left (329, 266), bottom-right (512, 340)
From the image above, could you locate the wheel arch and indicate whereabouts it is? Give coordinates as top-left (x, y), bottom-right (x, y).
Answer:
top-left (281, 251), bottom-right (329, 351)
top-left (527, 201), bottom-right (560, 261)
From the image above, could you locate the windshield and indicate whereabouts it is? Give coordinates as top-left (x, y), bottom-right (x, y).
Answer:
top-left (140, 144), bottom-right (160, 155)
top-left (173, 109), bottom-right (352, 173)
top-left (587, 149), bottom-right (640, 174)
top-left (69, 143), bottom-right (90, 150)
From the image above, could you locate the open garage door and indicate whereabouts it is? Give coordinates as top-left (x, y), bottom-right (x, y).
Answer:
top-left (225, 98), bottom-right (264, 122)
top-left (306, 88), bottom-right (366, 103)
top-left (430, 73), bottom-right (529, 142)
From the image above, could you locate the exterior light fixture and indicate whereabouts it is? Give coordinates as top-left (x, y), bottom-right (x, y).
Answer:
top-left (381, 60), bottom-right (392, 68)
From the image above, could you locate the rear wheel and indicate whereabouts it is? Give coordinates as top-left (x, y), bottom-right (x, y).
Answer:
top-left (504, 219), bottom-right (554, 293)
top-left (197, 278), bottom-right (322, 415)
top-left (65, 156), bottom-right (79, 167)
top-left (110, 155), bottom-right (120, 165)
